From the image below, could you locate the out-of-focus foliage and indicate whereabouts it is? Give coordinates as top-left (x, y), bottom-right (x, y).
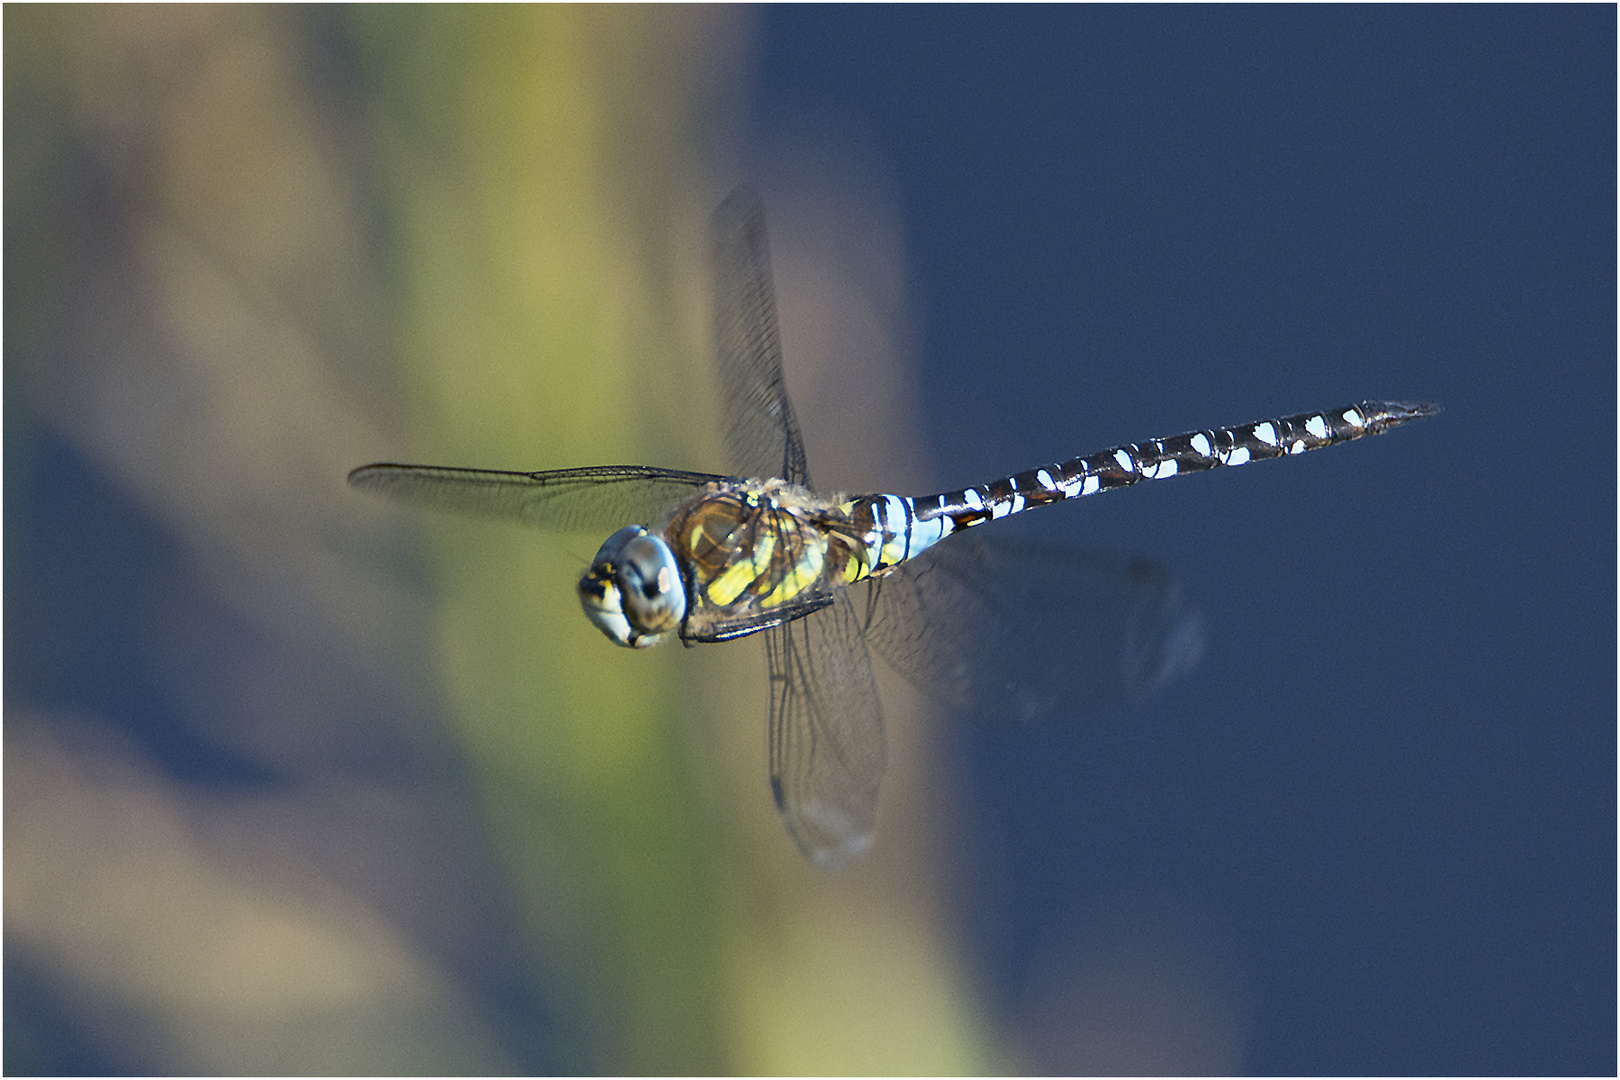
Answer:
top-left (5, 7), bottom-right (989, 1074)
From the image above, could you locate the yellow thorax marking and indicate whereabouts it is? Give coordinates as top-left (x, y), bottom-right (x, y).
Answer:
top-left (706, 527), bottom-right (776, 607)
top-left (760, 532), bottom-right (827, 609)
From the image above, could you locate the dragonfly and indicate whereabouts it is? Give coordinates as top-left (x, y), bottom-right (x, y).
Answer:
top-left (351, 189), bottom-right (1438, 869)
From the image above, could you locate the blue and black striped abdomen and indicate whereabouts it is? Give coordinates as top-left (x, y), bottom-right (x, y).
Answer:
top-left (909, 400), bottom-right (1438, 538)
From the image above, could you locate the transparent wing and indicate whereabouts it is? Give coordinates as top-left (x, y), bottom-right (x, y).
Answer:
top-left (766, 590), bottom-right (885, 869)
top-left (712, 188), bottom-right (810, 488)
top-left (347, 463), bottom-right (723, 533)
top-left (713, 189), bottom-right (886, 868)
top-left (860, 534), bottom-right (1205, 722)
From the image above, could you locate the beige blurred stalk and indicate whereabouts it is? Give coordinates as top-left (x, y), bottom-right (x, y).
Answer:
top-left (6, 7), bottom-right (989, 1074)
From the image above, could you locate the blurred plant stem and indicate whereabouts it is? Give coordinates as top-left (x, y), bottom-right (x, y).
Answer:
top-left (348, 7), bottom-right (740, 1073)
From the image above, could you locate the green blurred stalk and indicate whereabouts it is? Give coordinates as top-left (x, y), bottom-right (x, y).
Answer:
top-left (349, 8), bottom-right (737, 1072)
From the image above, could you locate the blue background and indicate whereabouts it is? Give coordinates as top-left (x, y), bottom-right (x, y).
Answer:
top-left (753, 6), bottom-right (1611, 1075)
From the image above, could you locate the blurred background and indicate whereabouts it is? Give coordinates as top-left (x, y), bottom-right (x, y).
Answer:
top-left (5, 6), bottom-right (1611, 1075)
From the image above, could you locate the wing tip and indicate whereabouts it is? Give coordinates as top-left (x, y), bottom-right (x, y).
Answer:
top-left (347, 462), bottom-right (397, 488)
top-left (772, 784), bottom-right (878, 872)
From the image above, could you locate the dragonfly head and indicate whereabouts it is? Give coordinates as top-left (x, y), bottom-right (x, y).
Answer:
top-left (578, 525), bottom-right (687, 648)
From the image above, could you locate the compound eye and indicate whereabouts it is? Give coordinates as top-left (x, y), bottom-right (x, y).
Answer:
top-left (616, 532), bottom-right (686, 635)
top-left (577, 526), bottom-right (686, 648)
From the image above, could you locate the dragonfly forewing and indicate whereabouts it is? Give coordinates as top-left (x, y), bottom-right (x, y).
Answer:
top-left (712, 188), bottom-right (811, 488)
top-left (766, 590), bottom-right (885, 869)
top-left (348, 463), bottom-right (726, 534)
top-left (712, 190), bottom-right (891, 866)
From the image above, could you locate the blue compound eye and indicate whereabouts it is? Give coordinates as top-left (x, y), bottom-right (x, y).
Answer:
top-left (577, 525), bottom-right (686, 648)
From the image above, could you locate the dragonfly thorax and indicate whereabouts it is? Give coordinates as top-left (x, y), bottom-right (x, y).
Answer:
top-left (578, 525), bottom-right (687, 648)
top-left (663, 480), bottom-right (881, 641)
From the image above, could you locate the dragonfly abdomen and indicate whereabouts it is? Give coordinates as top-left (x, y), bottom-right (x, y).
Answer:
top-left (911, 400), bottom-right (1439, 538)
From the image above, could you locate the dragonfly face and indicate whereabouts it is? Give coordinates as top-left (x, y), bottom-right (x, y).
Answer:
top-left (577, 525), bottom-right (688, 648)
